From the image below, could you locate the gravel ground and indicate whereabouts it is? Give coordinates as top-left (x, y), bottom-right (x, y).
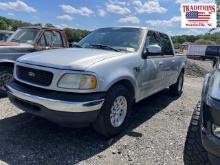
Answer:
top-left (186, 59), bottom-right (212, 77)
top-left (0, 76), bottom-right (204, 165)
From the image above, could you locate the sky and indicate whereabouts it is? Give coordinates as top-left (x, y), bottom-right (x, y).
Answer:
top-left (0, 0), bottom-right (217, 36)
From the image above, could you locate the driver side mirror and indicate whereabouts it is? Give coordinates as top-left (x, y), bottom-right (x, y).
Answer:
top-left (142, 44), bottom-right (162, 58)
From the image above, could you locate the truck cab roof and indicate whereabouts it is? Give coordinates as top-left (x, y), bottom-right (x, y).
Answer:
top-left (19, 26), bottom-right (64, 31)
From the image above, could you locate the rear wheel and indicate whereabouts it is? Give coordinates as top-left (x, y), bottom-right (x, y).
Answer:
top-left (0, 66), bottom-right (13, 96)
top-left (184, 102), bottom-right (211, 165)
top-left (93, 85), bottom-right (132, 137)
top-left (169, 71), bottom-right (184, 96)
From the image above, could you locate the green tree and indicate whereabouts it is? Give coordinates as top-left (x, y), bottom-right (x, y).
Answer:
top-left (194, 39), bottom-right (217, 45)
top-left (0, 19), bottom-right (8, 30)
top-left (64, 28), bottom-right (90, 42)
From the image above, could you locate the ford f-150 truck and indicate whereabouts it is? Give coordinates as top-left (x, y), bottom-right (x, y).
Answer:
top-left (0, 26), bottom-right (69, 95)
top-left (7, 27), bottom-right (186, 137)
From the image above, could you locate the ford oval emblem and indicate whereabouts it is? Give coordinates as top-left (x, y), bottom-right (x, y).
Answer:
top-left (28, 72), bottom-right (36, 77)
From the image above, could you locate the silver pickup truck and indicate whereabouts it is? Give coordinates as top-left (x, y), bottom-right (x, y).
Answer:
top-left (7, 27), bottom-right (186, 137)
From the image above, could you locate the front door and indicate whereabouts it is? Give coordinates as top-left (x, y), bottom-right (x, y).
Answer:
top-left (140, 31), bottom-right (165, 100)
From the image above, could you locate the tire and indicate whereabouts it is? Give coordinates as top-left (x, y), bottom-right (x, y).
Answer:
top-left (93, 85), bottom-right (132, 137)
top-left (0, 66), bottom-right (13, 96)
top-left (169, 71), bottom-right (184, 96)
top-left (183, 102), bottom-right (211, 165)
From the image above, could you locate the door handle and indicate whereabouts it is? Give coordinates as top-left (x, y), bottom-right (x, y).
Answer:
top-left (159, 62), bottom-right (163, 65)
top-left (172, 60), bottom-right (175, 63)
top-left (134, 66), bottom-right (141, 72)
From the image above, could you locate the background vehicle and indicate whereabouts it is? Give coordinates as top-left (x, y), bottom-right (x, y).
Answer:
top-left (184, 54), bottom-right (220, 165)
top-left (7, 27), bottom-right (186, 137)
top-left (0, 30), bottom-right (13, 41)
top-left (186, 44), bottom-right (219, 60)
top-left (0, 26), bottom-right (69, 95)
top-left (186, 45), bottom-right (207, 59)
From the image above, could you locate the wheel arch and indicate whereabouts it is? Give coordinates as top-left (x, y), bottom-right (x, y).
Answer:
top-left (181, 67), bottom-right (185, 74)
top-left (106, 78), bottom-right (136, 103)
top-left (0, 60), bottom-right (15, 68)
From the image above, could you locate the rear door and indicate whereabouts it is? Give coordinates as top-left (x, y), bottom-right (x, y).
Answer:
top-left (158, 33), bottom-right (177, 87)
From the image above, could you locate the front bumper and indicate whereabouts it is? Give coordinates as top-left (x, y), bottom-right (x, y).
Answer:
top-left (201, 97), bottom-right (220, 164)
top-left (7, 81), bottom-right (105, 126)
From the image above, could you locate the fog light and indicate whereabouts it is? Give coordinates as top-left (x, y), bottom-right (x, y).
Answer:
top-left (212, 124), bottom-right (220, 138)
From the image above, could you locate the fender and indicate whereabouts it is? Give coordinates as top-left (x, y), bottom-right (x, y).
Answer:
top-left (102, 68), bottom-right (138, 101)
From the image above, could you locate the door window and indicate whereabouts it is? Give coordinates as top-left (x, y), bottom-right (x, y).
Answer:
top-left (44, 31), bottom-right (53, 46)
top-left (38, 34), bottom-right (46, 46)
top-left (42, 31), bottom-right (63, 47)
top-left (53, 31), bottom-right (63, 47)
top-left (145, 31), bottom-right (160, 46)
top-left (158, 33), bottom-right (174, 55)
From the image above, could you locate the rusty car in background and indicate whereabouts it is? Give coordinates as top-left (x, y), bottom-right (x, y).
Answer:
top-left (0, 26), bottom-right (69, 95)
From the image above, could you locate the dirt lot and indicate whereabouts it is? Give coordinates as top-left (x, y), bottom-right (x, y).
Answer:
top-left (0, 60), bottom-right (210, 165)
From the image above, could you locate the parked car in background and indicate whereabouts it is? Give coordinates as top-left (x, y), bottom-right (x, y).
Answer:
top-left (0, 26), bottom-right (69, 95)
top-left (7, 27), bottom-right (186, 137)
top-left (186, 44), bottom-right (219, 60)
top-left (184, 55), bottom-right (220, 165)
top-left (0, 30), bottom-right (13, 41)
top-left (186, 44), bottom-right (207, 59)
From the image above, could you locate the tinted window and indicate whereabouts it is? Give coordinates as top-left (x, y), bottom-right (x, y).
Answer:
top-left (205, 46), bottom-right (220, 57)
top-left (79, 28), bottom-right (144, 52)
top-left (145, 31), bottom-right (160, 46)
top-left (159, 33), bottom-right (174, 55)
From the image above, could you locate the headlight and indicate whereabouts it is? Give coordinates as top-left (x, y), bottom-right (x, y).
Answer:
top-left (58, 73), bottom-right (97, 90)
top-left (208, 70), bottom-right (220, 100)
top-left (212, 123), bottom-right (220, 138)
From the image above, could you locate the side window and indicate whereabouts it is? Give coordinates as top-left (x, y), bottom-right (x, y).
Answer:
top-left (145, 31), bottom-right (160, 47)
top-left (53, 31), bottom-right (63, 47)
top-left (44, 31), bottom-right (54, 46)
top-left (159, 33), bottom-right (174, 55)
top-left (38, 34), bottom-right (46, 46)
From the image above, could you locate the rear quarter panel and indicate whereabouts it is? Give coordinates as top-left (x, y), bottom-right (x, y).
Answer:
top-left (174, 54), bottom-right (187, 81)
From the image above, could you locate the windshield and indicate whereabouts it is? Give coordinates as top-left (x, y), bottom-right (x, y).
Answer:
top-left (78, 28), bottom-right (144, 52)
top-left (7, 28), bottom-right (39, 44)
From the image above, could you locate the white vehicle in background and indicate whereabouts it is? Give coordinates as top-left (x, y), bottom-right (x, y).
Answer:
top-left (186, 45), bottom-right (207, 59)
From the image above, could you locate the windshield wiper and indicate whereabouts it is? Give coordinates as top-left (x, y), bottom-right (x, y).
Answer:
top-left (87, 44), bottom-right (120, 52)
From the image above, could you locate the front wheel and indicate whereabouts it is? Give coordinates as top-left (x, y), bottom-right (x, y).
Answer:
top-left (93, 85), bottom-right (132, 137)
top-left (0, 66), bottom-right (13, 96)
top-left (169, 72), bottom-right (184, 96)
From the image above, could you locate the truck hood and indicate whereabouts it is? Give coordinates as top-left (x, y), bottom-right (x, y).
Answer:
top-left (17, 48), bottom-right (125, 70)
top-left (0, 42), bottom-right (34, 54)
